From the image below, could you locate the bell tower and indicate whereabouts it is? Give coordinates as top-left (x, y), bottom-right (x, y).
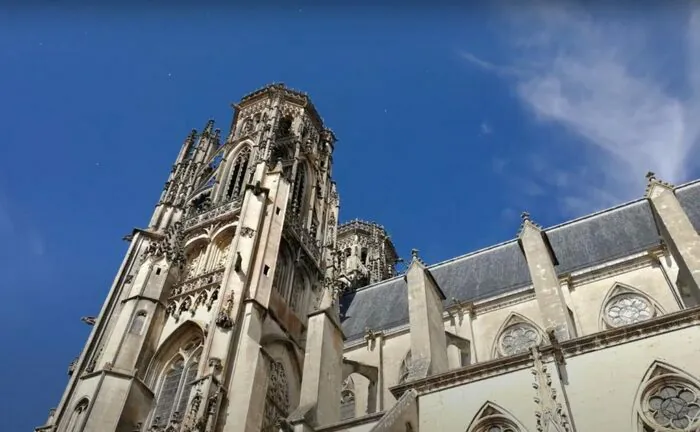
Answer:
top-left (36, 84), bottom-right (341, 432)
top-left (335, 220), bottom-right (398, 290)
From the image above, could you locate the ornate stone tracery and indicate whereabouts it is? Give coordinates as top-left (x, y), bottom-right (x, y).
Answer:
top-left (600, 283), bottom-right (661, 330)
top-left (499, 323), bottom-right (540, 357)
top-left (636, 361), bottom-right (700, 431)
top-left (262, 359), bottom-right (290, 431)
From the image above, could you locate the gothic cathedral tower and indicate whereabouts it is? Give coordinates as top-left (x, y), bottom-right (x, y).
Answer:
top-left (37, 84), bottom-right (340, 432)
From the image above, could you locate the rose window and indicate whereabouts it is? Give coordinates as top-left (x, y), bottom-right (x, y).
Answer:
top-left (604, 293), bottom-right (653, 327)
top-left (645, 383), bottom-right (700, 430)
top-left (499, 323), bottom-right (540, 356)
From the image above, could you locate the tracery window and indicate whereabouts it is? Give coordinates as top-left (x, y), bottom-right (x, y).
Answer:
top-left (226, 147), bottom-right (251, 199)
top-left (64, 398), bottom-right (89, 432)
top-left (262, 359), bottom-right (290, 431)
top-left (498, 323), bottom-right (540, 357)
top-left (150, 339), bottom-right (201, 428)
top-left (604, 293), bottom-right (654, 328)
top-left (641, 380), bottom-right (700, 430)
top-left (185, 244), bottom-right (207, 280)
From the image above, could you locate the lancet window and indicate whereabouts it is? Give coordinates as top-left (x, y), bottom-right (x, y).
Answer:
top-left (226, 147), bottom-right (251, 199)
top-left (150, 339), bottom-right (201, 428)
top-left (129, 311), bottom-right (147, 335)
top-left (290, 166), bottom-right (306, 217)
top-left (64, 398), bottom-right (89, 432)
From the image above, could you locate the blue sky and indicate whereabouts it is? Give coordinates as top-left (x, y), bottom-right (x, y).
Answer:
top-left (1, 2), bottom-right (699, 430)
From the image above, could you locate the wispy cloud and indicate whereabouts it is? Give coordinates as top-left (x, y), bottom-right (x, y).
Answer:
top-left (480, 122), bottom-right (492, 135)
top-left (463, 1), bottom-right (700, 216)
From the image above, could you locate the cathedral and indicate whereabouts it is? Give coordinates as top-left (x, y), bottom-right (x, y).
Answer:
top-left (37, 83), bottom-right (700, 432)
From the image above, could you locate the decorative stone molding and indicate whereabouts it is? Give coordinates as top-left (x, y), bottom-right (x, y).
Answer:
top-left (390, 306), bottom-right (700, 398)
top-left (183, 197), bottom-right (242, 231)
top-left (238, 226), bottom-right (255, 238)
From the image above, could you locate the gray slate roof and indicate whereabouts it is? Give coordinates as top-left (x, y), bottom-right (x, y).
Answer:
top-left (340, 181), bottom-right (700, 341)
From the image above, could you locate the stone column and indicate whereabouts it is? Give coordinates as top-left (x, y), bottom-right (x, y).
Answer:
top-left (289, 288), bottom-right (344, 429)
top-left (518, 213), bottom-right (574, 342)
top-left (404, 250), bottom-right (449, 380)
top-left (646, 172), bottom-right (700, 303)
top-left (221, 301), bottom-right (269, 432)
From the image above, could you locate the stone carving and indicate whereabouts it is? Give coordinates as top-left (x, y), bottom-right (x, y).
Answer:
top-left (238, 227), bottom-right (255, 238)
top-left (530, 348), bottom-right (570, 432)
top-left (215, 292), bottom-right (234, 330)
top-left (262, 359), bottom-right (289, 430)
top-left (604, 293), bottom-right (654, 327)
top-left (499, 323), bottom-right (540, 357)
top-left (143, 222), bottom-right (186, 268)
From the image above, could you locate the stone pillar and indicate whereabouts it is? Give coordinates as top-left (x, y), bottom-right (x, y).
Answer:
top-left (518, 213), bottom-right (574, 342)
top-left (646, 172), bottom-right (700, 303)
top-left (404, 250), bottom-right (449, 380)
top-left (289, 289), bottom-right (344, 429)
top-left (221, 301), bottom-right (269, 432)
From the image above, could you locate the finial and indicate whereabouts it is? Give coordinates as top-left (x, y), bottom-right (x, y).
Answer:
top-left (411, 248), bottom-right (419, 259)
top-left (521, 211), bottom-right (531, 222)
top-left (646, 171), bottom-right (656, 182)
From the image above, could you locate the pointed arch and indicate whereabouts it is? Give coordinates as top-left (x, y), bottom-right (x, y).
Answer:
top-left (491, 312), bottom-right (545, 359)
top-left (632, 360), bottom-right (700, 431)
top-left (146, 320), bottom-right (205, 385)
top-left (63, 398), bottom-right (89, 432)
top-left (225, 145), bottom-right (252, 200)
top-left (465, 401), bottom-right (529, 432)
top-left (146, 326), bottom-right (202, 429)
top-left (599, 282), bottom-right (665, 330)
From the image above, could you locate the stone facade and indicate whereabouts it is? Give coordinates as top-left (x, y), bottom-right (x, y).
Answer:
top-left (38, 84), bottom-right (700, 432)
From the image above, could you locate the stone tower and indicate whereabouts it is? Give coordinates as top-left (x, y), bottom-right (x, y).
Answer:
top-left (37, 84), bottom-right (341, 432)
top-left (335, 220), bottom-right (398, 290)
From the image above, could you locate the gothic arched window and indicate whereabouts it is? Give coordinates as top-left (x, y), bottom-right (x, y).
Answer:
top-left (466, 402), bottom-right (524, 432)
top-left (151, 341), bottom-right (201, 427)
top-left (498, 323), bottom-right (540, 357)
top-left (290, 166), bottom-right (306, 217)
top-left (226, 147), bottom-right (251, 199)
top-left (262, 359), bottom-right (290, 431)
top-left (129, 311), bottom-right (147, 335)
top-left (636, 361), bottom-right (700, 431)
top-left (64, 398), bottom-right (89, 432)
top-left (600, 283), bottom-right (660, 330)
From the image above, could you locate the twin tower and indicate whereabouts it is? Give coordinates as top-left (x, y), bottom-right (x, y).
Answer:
top-left (37, 84), bottom-right (399, 432)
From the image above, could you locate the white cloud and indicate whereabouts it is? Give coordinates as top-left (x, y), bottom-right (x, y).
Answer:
top-left (480, 122), bottom-right (492, 135)
top-left (463, 1), bottom-right (700, 215)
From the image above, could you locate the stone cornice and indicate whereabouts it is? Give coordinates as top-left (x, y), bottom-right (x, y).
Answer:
top-left (390, 306), bottom-right (700, 397)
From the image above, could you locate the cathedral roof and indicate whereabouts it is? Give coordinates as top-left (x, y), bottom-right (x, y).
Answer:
top-left (340, 180), bottom-right (700, 341)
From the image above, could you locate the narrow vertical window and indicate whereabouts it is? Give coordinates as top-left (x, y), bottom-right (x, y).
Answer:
top-left (226, 147), bottom-right (251, 199)
top-left (291, 167), bottom-right (305, 216)
top-left (129, 311), bottom-right (147, 335)
top-left (65, 399), bottom-right (89, 432)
